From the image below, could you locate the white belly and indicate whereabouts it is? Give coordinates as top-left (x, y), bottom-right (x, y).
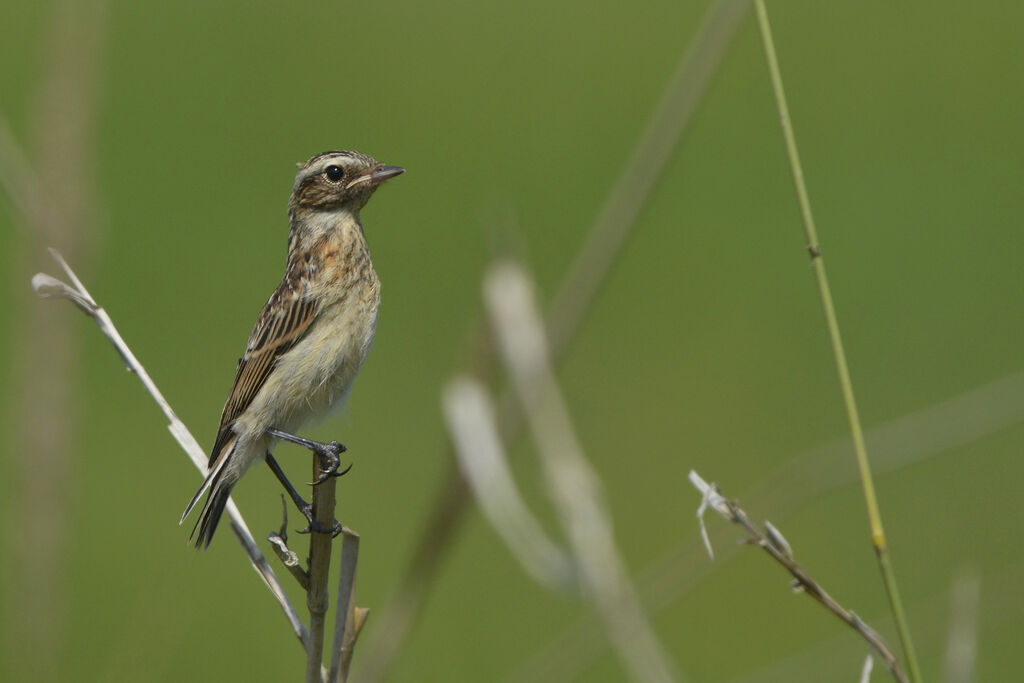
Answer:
top-left (236, 291), bottom-right (380, 442)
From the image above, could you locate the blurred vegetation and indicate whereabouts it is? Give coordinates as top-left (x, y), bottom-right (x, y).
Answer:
top-left (2, 0), bottom-right (1022, 681)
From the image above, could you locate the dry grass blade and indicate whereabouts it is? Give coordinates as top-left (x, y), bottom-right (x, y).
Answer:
top-left (487, 262), bottom-right (679, 683)
top-left (443, 377), bottom-right (575, 591)
top-left (31, 250), bottom-right (310, 649)
top-left (329, 528), bottom-right (365, 683)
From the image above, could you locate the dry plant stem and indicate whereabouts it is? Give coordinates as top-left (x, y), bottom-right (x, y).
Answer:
top-left (329, 529), bottom-right (363, 683)
top-left (305, 469), bottom-right (339, 683)
top-left (269, 536), bottom-right (312, 591)
top-left (487, 263), bottom-right (678, 683)
top-left (859, 654), bottom-right (875, 683)
top-left (692, 474), bottom-right (906, 683)
top-left (1, 3), bottom-right (105, 678)
top-left (30, 251), bottom-right (310, 650)
top-left (944, 571), bottom-right (980, 683)
top-left (359, 3), bottom-right (750, 679)
top-left (444, 378), bottom-right (575, 591)
top-left (268, 498), bottom-right (311, 591)
top-left (734, 507), bottom-right (905, 682)
top-left (753, 3), bottom-right (921, 681)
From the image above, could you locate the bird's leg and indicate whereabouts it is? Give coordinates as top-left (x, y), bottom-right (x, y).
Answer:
top-left (265, 453), bottom-right (342, 536)
top-left (266, 428), bottom-right (352, 485)
top-left (265, 453), bottom-right (313, 521)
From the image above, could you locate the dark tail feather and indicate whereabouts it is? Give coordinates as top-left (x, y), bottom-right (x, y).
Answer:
top-left (190, 468), bottom-right (235, 550)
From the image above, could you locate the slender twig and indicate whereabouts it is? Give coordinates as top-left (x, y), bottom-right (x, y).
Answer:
top-left (487, 262), bottom-right (678, 683)
top-left (689, 471), bottom-right (906, 683)
top-left (752, 3), bottom-right (921, 681)
top-left (268, 496), bottom-right (311, 591)
top-left (510, 371), bottom-right (1024, 682)
top-left (305, 468), bottom-right (339, 682)
top-left (31, 251), bottom-right (310, 649)
top-left (329, 528), bottom-right (364, 683)
top-left (359, 3), bottom-right (751, 678)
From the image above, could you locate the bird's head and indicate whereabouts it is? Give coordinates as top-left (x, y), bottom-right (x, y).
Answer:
top-left (290, 150), bottom-right (404, 216)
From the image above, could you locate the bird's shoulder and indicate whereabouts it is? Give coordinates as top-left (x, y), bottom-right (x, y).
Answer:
top-left (245, 259), bottom-right (320, 355)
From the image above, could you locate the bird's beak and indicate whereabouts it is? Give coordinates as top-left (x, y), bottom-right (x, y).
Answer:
top-left (347, 165), bottom-right (405, 189)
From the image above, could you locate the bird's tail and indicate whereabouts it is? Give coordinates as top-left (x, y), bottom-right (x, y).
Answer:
top-left (181, 436), bottom-right (238, 550)
top-left (191, 469), bottom-right (235, 550)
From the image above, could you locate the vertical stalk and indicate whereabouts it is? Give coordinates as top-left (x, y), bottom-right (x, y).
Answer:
top-left (752, 2), bottom-right (922, 681)
top-left (306, 469), bottom-right (338, 682)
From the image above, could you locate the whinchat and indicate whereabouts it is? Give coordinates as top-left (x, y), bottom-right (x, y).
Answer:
top-left (181, 150), bottom-right (404, 549)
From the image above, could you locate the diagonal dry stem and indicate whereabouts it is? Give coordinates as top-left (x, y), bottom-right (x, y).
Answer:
top-left (486, 262), bottom-right (679, 683)
top-left (32, 251), bottom-right (310, 650)
top-left (690, 471), bottom-right (907, 682)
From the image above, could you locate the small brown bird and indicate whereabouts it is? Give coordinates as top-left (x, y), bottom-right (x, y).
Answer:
top-left (181, 150), bottom-right (404, 549)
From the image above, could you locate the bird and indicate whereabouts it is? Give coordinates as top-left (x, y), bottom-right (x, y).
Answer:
top-left (180, 150), bottom-right (404, 549)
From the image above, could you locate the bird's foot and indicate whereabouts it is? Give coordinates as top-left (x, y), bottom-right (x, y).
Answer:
top-left (296, 516), bottom-right (344, 537)
top-left (282, 488), bottom-right (343, 537)
top-left (265, 453), bottom-right (343, 536)
top-left (266, 428), bottom-right (351, 486)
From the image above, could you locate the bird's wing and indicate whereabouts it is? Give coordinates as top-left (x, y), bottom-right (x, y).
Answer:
top-left (181, 276), bottom-right (316, 527)
top-left (208, 276), bottom-right (318, 465)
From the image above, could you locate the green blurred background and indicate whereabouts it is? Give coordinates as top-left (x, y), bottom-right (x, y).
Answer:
top-left (2, 0), bottom-right (1022, 680)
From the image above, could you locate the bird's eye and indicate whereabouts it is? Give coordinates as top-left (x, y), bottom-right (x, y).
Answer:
top-left (324, 165), bottom-right (344, 182)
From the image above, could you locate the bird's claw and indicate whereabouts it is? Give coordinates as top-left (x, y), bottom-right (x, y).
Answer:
top-left (297, 518), bottom-right (344, 537)
top-left (309, 460), bottom-right (353, 486)
top-left (308, 441), bottom-right (351, 485)
top-left (291, 499), bottom-right (343, 536)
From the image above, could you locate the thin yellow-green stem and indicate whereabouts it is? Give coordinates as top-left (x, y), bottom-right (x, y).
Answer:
top-left (753, 2), bottom-right (922, 681)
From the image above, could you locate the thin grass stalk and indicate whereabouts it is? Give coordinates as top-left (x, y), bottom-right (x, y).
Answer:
top-left (752, 2), bottom-right (921, 681)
